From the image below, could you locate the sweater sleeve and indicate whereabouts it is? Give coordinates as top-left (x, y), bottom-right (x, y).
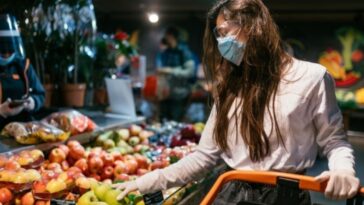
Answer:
top-left (26, 64), bottom-right (45, 112)
top-left (313, 72), bottom-right (355, 173)
top-left (135, 106), bottom-right (222, 194)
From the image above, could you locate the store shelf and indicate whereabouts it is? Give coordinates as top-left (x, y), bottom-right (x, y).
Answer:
top-left (0, 112), bottom-right (145, 155)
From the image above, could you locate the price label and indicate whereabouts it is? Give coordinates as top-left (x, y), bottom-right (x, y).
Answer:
top-left (50, 199), bottom-right (76, 205)
top-left (143, 191), bottom-right (164, 205)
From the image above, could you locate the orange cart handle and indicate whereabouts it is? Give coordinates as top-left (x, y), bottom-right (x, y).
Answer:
top-left (200, 170), bottom-right (364, 205)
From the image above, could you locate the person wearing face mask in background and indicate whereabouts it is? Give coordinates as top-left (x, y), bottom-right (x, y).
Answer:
top-left (0, 14), bottom-right (45, 129)
top-left (156, 27), bottom-right (195, 121)
top-left (114, 0), bottom-right (360, 204)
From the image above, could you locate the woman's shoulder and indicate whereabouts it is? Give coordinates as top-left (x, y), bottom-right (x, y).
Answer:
top-left (286, 58), bottom-right (326, 79)
top-left (279, 58), bottom-right (328, 97)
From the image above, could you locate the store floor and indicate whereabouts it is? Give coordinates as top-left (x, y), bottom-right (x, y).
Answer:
top-left (307, 135), bottom-right (364, 205)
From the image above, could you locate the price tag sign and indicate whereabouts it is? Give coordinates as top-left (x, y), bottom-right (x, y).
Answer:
top-left (51, 199), bottom-right (76, 205)
top-left (143, 191), bottom-right (164, 205)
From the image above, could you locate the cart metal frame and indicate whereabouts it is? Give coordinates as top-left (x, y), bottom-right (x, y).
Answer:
top-left (201, 170), bottom-right (364, 205)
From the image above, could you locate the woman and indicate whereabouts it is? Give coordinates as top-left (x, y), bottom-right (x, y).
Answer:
top-left (114, 0), bottom-right (359, 204)
top-left (0, 14), bottom-right (45, 129)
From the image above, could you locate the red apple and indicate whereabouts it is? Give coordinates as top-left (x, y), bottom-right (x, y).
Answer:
top-left (114, 173), bottom-right (129, 181)
top-left (136, 168), bottom-right (149, 176)
top-left (67, 167), bottom-right (82, 177)
top-left (124, 155), bottom-right (135, 161)
top-left (67, 140), bottom-right (81, 148)
top-left (69, 145), bottom-right (85, 160)
top-left (66, 156), bottom-right (77, 166)
top-left (33, 181), bottom-right (47, 193)
top-left (125, 159), bottom-right (138, 174)
top-left (87, 151), bottom-right (101, 159)
top-left (46, 163), bottom-right (62, 173)
top-left (4, 161), bottom-right (21, 170)
top-left (111, 152), bottom-right (124, 161)
top-left (101, 166), bottom-right (114, 180)
top-left (114, 162), bottom-right (128, 177)
top-left (101, 153), bottom-right (114, 167)
top-left (129, 124), bottom-right (142, 136)
top-left (49, 148), bottom-right (67, 163)
top-left (89, 147), bottom-right (103, 156)
top-left (61, 161), bottom-right (70, 171)
top-left (0, 187), bottom-right (13, 204)
top-left (57, 145), bottom-right (70, 156)
top-left (150, 161), bottom-right (164, 170)
top-left (134, 154), bottom-right (149, 169)
top-left (74, 159), bottom-right (88, 173)
top-left (88, 157), bottom-right (104, 174)
top-left (89, 173), bottom-right (101, 181)
top-left (21, 191), bottom-right (35, 205)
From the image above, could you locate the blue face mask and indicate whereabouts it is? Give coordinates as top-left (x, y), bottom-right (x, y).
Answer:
top-left (0, 53), bottom-right (17, 66)
top-left (217, 35), bottom-right (245, 65)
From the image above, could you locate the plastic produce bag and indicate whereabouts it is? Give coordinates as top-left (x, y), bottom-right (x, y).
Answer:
top-left (1, 122), bottom-right (69, 144)
top-left (43, 110), bottom-right (97, 135)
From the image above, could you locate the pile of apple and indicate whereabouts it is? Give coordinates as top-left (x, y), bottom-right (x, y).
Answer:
top-left (94, 124), bottom-right (153, 155)
top-left (0, 123), bottom-right (201, 205)
top-left (76, 179), bottom-right (144, 205)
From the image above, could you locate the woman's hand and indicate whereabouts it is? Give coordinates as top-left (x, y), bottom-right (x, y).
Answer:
top-left (112, 181), bottom-right (138, 201)
top-left (315, 170), bottom-right (360, 200)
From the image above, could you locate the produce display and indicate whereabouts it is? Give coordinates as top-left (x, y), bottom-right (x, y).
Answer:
top-left (1, 122), bottom-right (70, 144)
top-left (42, 110), bottom-right (97, 136)
top-left (0, 121), bottom-right (205, 205)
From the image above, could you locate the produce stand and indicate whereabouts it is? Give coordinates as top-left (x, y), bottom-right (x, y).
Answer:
top-left (0, 111), bottom-right (145, 154)
top-left (0, 109), bottom-right (211, 205)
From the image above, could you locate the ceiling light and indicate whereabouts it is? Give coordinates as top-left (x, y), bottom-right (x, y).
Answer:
top-left (148, 12), bottom-right (159, 24)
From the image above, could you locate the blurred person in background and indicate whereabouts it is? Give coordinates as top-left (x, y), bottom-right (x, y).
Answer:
top-left (0, 14), bottom-right (45, 129)
top-left (114, 52), bottom-right (131, 77)
top-left (114, 0), bottom-right (359, 204)
top-left (156, 26), bottom-right (195, 121)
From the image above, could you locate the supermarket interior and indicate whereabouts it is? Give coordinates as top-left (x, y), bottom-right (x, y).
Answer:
top-left (0, 0), bottom-right (364, 204)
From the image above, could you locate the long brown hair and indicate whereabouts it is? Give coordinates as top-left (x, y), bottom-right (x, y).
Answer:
top-left (203, 0), bottom-right (292, 162)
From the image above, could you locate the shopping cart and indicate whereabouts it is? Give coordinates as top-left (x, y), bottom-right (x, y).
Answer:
top-left (200, 170), bottom-right (364, 205)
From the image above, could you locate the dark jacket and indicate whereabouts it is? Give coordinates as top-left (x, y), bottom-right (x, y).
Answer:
top-left (0, 59), bottom-right (45, 129)
top-left (156, 45), bottom-right (195, 100)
